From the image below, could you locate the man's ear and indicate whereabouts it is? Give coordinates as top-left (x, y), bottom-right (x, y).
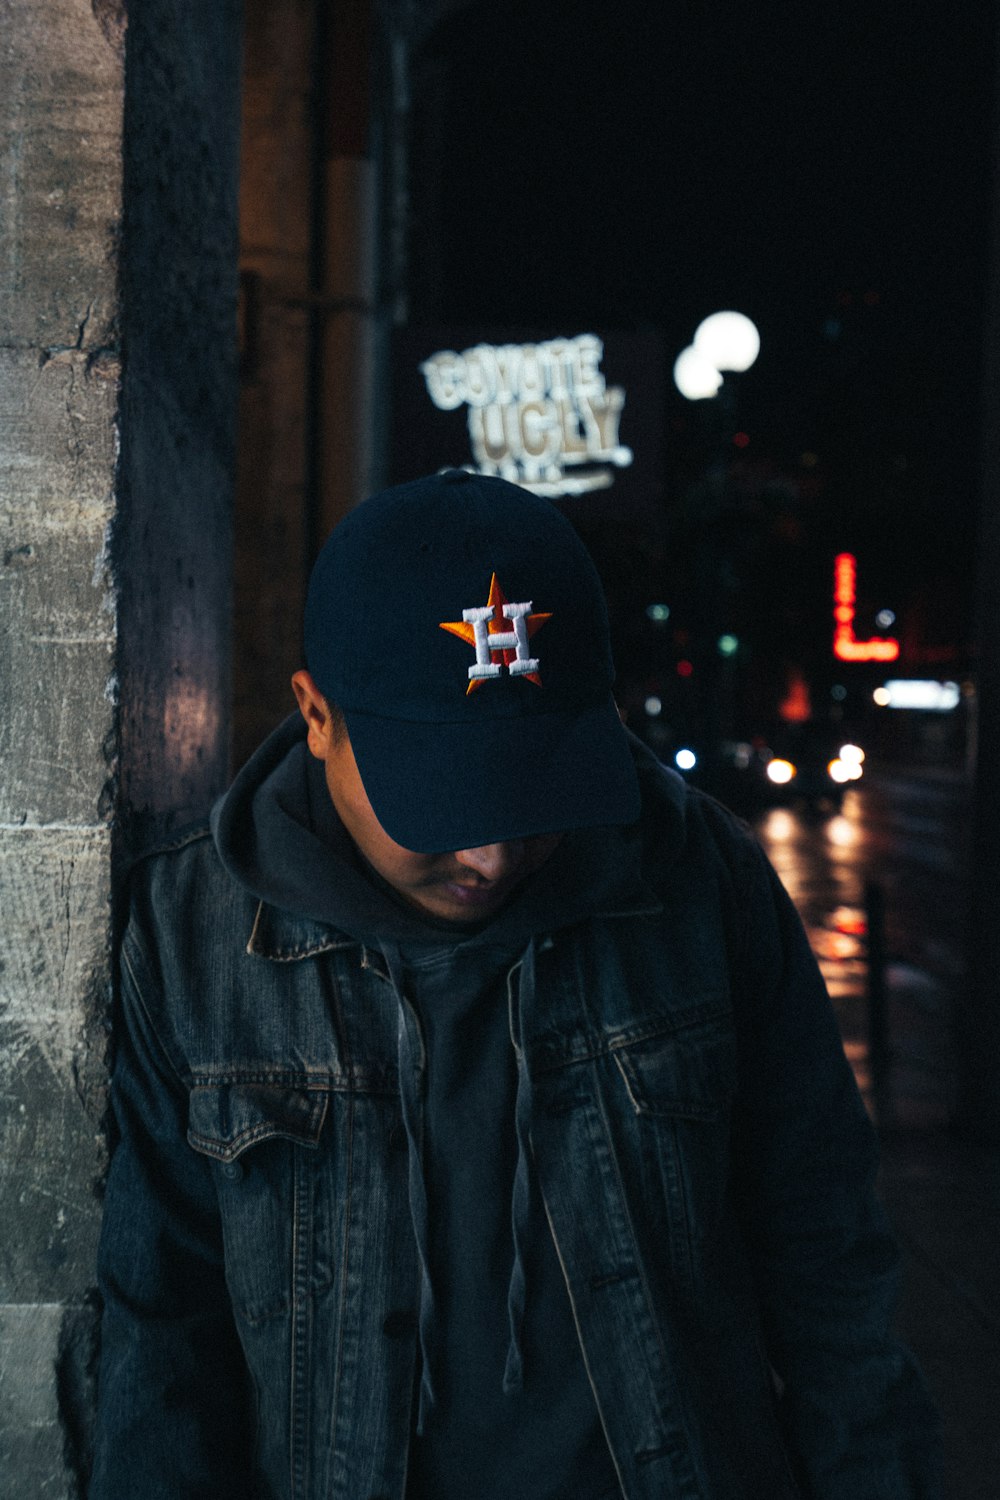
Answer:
top-left (291, 670), bottom-right (333, 759)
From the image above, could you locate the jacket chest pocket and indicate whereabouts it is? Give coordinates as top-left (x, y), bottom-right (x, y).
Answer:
top-left (187, 1082), bottom-right (330, 1325)
top-left (612, 1015), bottom-right (736, 1122)
top-left (610, 1014), bottom-right (737, 1288)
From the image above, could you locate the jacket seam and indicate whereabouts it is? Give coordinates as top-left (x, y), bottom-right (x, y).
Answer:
top-left (120, 942), bottom-right (193, 1092)
top-left (532, 1005), bottom-right (733, 1075)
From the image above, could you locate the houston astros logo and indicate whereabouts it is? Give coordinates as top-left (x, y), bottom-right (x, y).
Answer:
top-left (439, 574), bottom-right (552, 694)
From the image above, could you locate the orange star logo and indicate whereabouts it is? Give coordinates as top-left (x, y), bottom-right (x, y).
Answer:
top-left (440, 573), bottom-right (552, 694)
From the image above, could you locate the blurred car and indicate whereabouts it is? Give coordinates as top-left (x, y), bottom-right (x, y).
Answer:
top-left (635, 715), bottom-right (865, 815)
top-left (715, 729), bottom-right (865, 812)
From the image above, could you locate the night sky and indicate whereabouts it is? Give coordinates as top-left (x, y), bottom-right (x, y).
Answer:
top-left (406, 2), bottom-right (995, 680)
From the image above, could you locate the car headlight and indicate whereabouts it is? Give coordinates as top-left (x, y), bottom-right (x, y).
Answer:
top-left (828, 752), bottom-right (863, 783)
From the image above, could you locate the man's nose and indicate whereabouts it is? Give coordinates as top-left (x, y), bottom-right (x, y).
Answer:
top-left (453, 841), bottom-right (524, 881)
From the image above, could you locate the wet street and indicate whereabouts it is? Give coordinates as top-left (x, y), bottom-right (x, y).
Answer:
top-left (750, 769), bottom-right (1000, 1500)
top-left (751, 767), bottom-right (971, 1129)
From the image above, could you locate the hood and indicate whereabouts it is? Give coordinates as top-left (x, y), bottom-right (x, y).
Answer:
top-left (210, 713), bottom-right (688, 948)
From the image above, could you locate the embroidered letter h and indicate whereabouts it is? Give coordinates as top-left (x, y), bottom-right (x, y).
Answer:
top-left (463, 602), bottom-right (539, 681)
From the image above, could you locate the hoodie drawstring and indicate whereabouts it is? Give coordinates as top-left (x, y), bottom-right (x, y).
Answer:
top-left (379, 934), bottom-right (541, 1423)
top-left (380, 939), bottom-right (437, 1434)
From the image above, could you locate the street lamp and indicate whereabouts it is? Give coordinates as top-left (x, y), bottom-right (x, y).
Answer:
top-left (669, 312), bottom-right (762, 767)
top-left (673, 310), bottom-right (760, 400)
top-left (693, 311), bottom-right (760, 373)
top-left (673, 345), bottom-right (723, 401)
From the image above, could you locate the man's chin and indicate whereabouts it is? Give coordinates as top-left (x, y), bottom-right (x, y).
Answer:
top-left (415, 879), bottom-right (513, 921)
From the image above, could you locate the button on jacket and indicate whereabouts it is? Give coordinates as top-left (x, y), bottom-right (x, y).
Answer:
top-left (91, 744), bottom-right (941, 1500)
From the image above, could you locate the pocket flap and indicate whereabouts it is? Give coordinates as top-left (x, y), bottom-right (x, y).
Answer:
top-left (613, 1023), bottom-right (736, 1120)
top-left (187, 1082), bottom-right (328, 1162)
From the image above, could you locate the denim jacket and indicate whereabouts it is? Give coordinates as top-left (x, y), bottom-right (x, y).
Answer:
top-left (91, 758), bottom-right (941, 1500)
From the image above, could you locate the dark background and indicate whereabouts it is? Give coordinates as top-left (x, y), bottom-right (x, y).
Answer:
top-left (395, 0), bottom-right (995, 766)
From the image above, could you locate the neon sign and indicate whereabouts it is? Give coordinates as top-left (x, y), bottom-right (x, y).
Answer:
top-left (419, 334), bottom-right (633, 497)
top-left (874, 681), bottom-right (959, 712)
top-left (833, 553), bottom-right (899, 663)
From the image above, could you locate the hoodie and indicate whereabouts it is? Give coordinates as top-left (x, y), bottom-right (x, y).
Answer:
top-left (210, 715), bottom-right (666, 1500)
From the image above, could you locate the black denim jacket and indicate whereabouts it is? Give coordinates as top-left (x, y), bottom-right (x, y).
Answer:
top-left (91, 751), bottom-right (942, 1500)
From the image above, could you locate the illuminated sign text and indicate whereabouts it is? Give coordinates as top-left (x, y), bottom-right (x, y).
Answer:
top-left (419, 334), bottom-right (633, 497)
top-left (833, 553), bottom-right (899, 663)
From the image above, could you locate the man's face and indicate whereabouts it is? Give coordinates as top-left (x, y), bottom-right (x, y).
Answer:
top-left (293, 672), bottom-right (562, 924)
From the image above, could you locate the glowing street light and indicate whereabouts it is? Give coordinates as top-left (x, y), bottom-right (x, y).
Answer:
top-left (693, 311), bottom-right (761, 373)
top-left (673, 345), bottom-right (723, 401)
top-left (673, 311), bottom-right (760, 401)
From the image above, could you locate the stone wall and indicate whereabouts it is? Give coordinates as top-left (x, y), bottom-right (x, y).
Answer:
top-left (0, 4), bottom-right (124, 1491)
top-left (0, 1), bottom-right (242, 1492)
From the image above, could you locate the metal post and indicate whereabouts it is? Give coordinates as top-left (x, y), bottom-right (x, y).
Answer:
top-left (865, 879), bottom-right (892, 1127)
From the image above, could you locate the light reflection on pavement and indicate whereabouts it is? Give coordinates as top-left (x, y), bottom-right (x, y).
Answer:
top-left (751, 776), bottom-right (969, 1129)
top-left (752, 773), bottom-right (1000, 1500)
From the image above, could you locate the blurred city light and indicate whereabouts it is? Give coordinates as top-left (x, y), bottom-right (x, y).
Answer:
top-left (675, 748), bottom-right (697, 771)
top-left (644, 695), bottom-right (663, 717)
top-left (874, 680), bottom-right (961, 712)
top-left (645, 602), bottom-right (671, 622)
top-left (828, 757), bottom-right (863, 784)
top-left (839, 743), bottom-right (865, 765)
top-left (876, 608), bottom-right (896, 629)
top-left (717, 633), bottom-right (739, 656)
top-left (673, 345), bottom-right (723, 400)
top-left (761, 809), bottom-right (797, 845)
top-left (832, 553), bottom-right (900, 662)
top-left (779, 670), bottom-right (811, 722)
top-left (673, 310), bottom-right (760, 400)
top-left (825, 815), bottom-right (859, 850)
top-left (693, 311), bottom-right (761, 372)
top-left (676, 659), bottom-right (694, 678)
top-left (766, 758), bottom-right (796, 785)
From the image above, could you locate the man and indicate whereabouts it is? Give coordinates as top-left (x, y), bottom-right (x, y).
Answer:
top-left (92, 469), bottom-right (940, 1499)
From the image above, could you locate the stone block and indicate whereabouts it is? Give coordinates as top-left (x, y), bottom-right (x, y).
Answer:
top-left (0, 346), bottom-right (120, 524)
top-left (0, 1303), bottom-right (75, 1500)
top-left (0, 348), bottom-right (117, 823)
top-left (0, 828), bottom-right (109, 1301)
top-left (0, 0), bottom-right (123, 351)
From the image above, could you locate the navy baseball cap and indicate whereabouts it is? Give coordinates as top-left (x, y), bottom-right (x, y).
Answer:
top-left (304, 469), bottom-right (640, 852)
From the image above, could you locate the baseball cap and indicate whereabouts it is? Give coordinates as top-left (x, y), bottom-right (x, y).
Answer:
top-left (304, 469), bottom-right (640, 852)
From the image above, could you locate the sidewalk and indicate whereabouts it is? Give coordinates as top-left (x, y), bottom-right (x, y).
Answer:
top-left (754, 769), bottom-right (995, 1497)
top-left (879, 1128), bottom-right (1000, 1500)
top-left (820, 923), bottom-right (1000, 1500)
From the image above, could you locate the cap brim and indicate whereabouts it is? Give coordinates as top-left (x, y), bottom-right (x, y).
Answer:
top-left (343, 695), bottom-right (641, 853)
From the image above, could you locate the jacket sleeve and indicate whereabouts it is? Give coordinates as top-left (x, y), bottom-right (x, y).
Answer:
top-left (90, 905), bottom-right (253, 1499)
top-left (730, 838), bottom-right (943, 1500)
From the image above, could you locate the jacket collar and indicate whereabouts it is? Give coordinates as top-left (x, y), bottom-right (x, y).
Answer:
top-left (245, 864), bottom-right (663, 965)
top-left (246, 899), bottom-right (357, 962)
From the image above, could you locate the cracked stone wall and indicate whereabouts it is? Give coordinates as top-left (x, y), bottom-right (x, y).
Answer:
top-left (0, 1), bottom-right (242, 1493)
